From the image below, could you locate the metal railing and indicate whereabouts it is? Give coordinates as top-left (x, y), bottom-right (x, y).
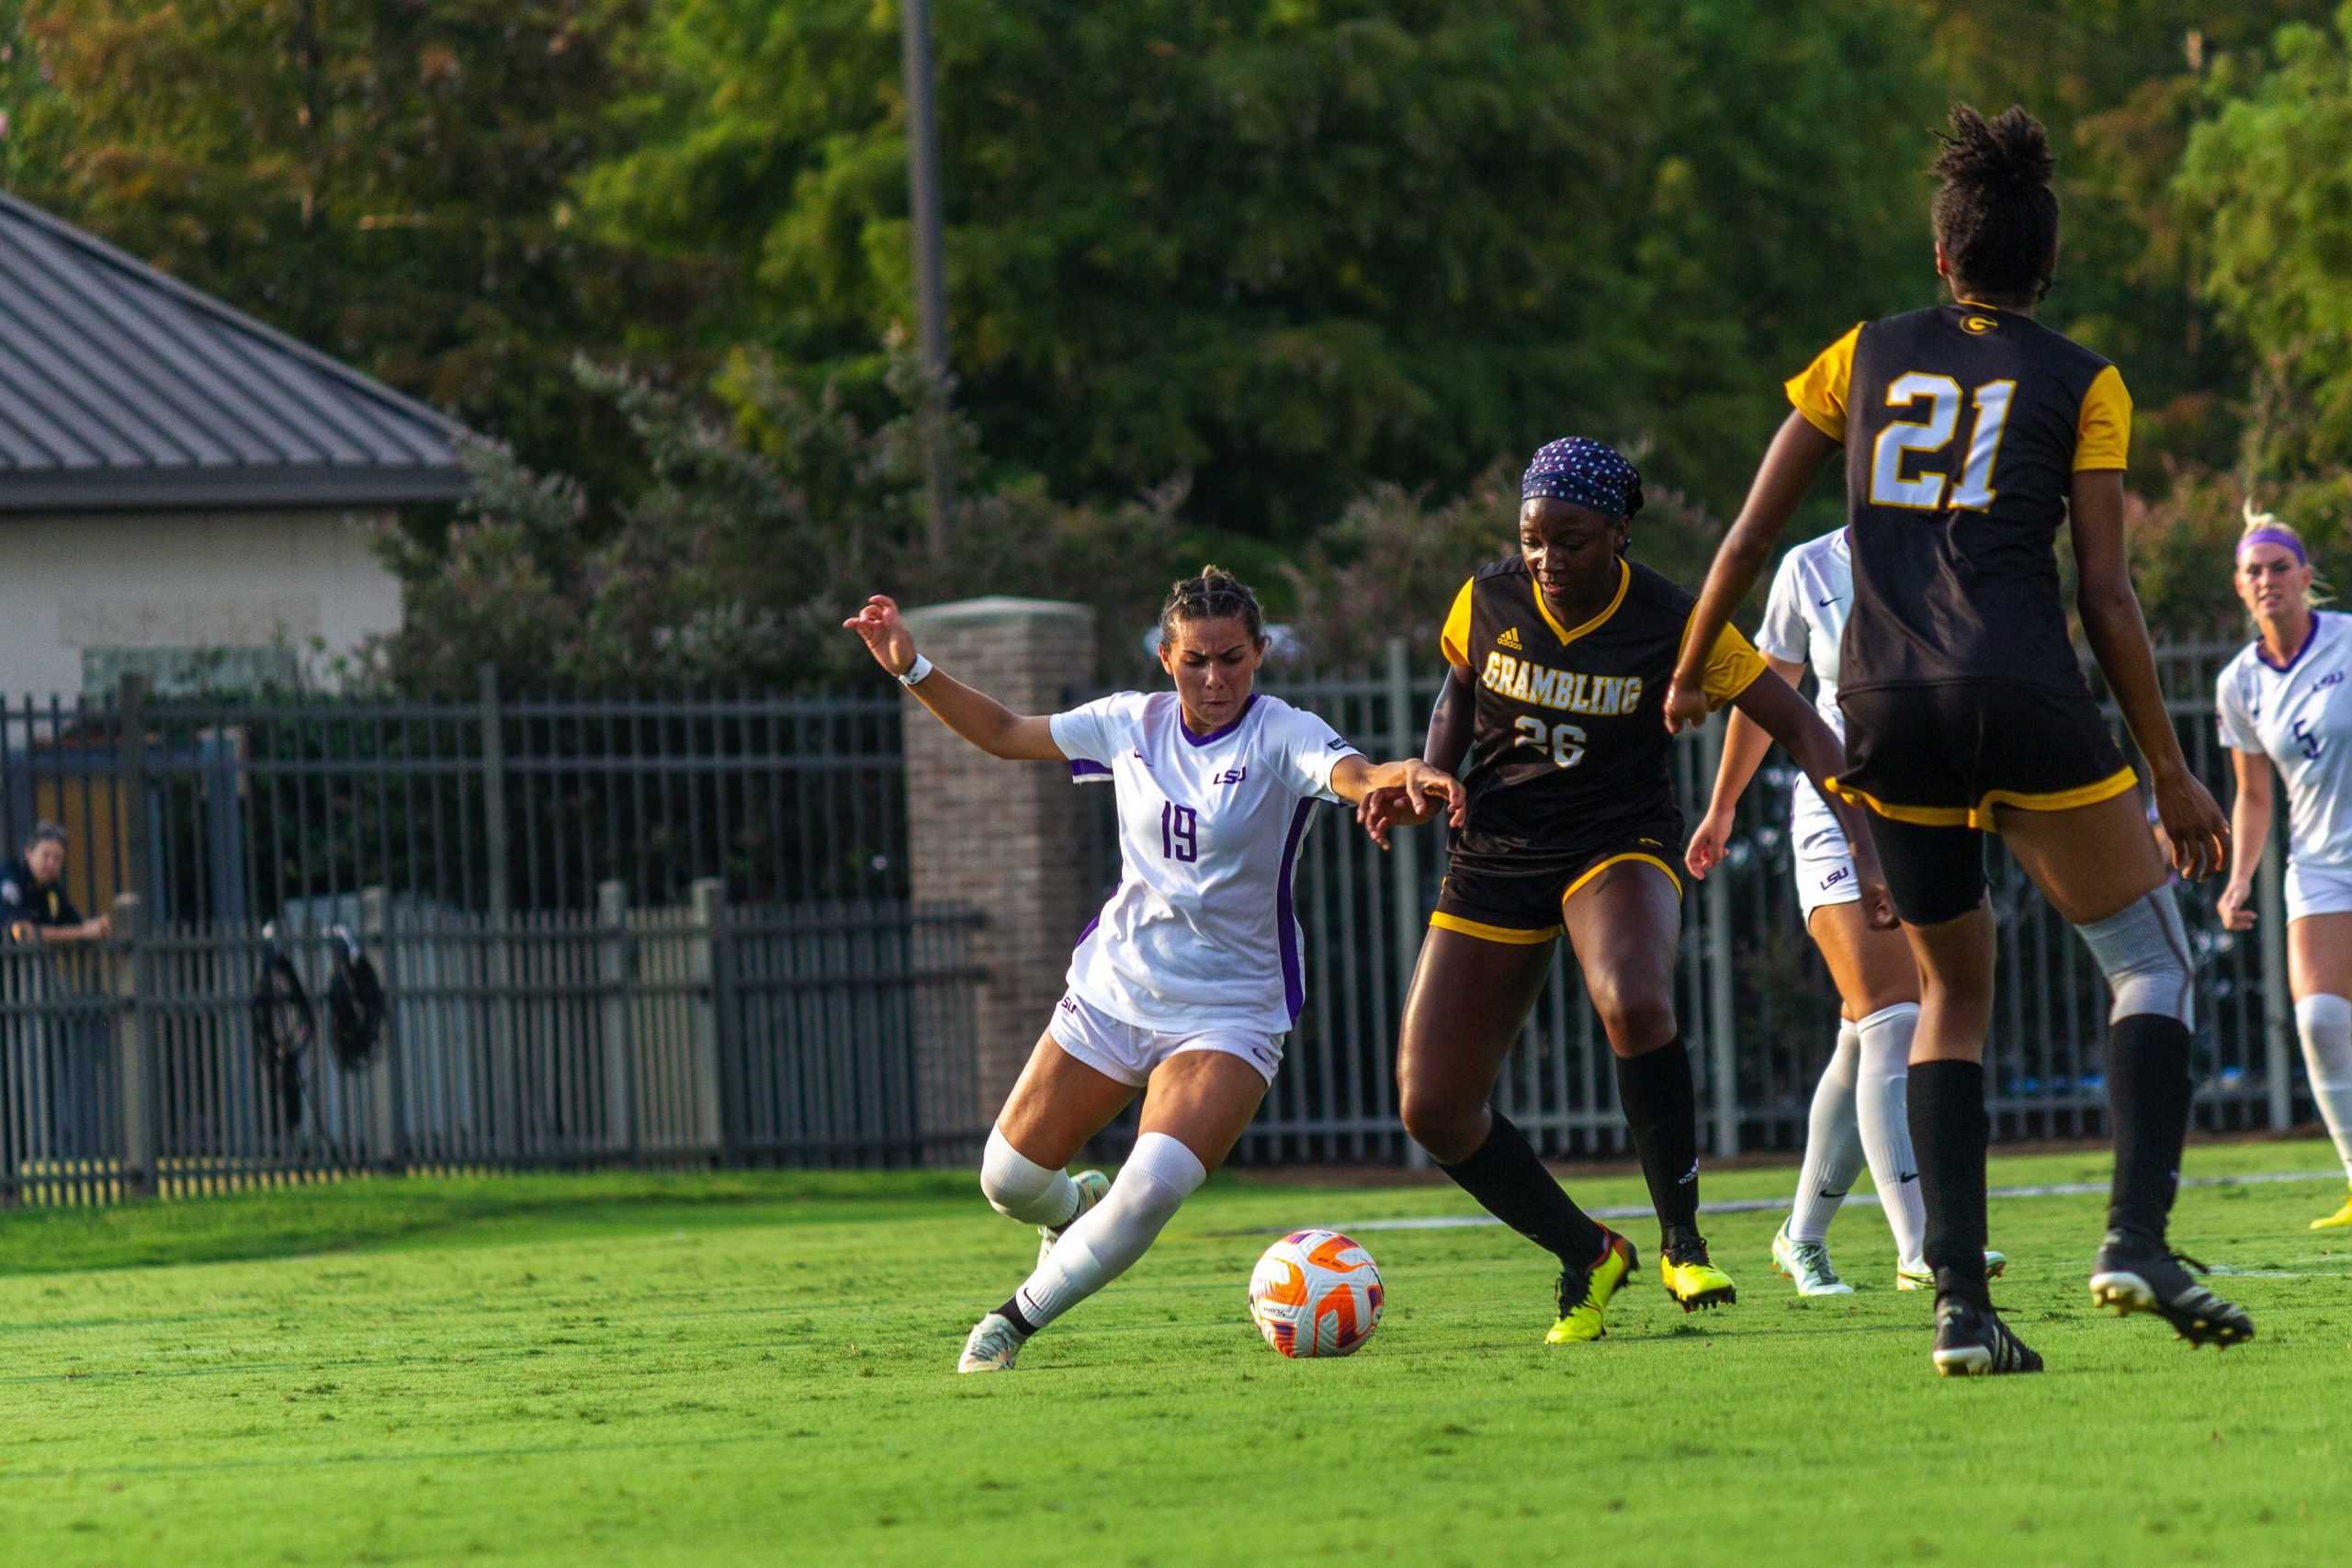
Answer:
top-left (0, 671), bottom-right (906, 922)
top-left (0, 886), bottom-right (984, 1205)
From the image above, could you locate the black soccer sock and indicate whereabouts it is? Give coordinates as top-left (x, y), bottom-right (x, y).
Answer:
top-left (1907, 1058), bottom-right (1990, 1305)
top-left (2106, 1014), bottom-right (2193, 1241)
top-left (1436, 1111), bottom-right (1607, 1265)
top-left (1613, 1038), bottom-right (1701, 1244)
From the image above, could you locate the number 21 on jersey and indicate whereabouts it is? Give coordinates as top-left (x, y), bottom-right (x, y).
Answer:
top-left (1871, 374), bottom-right (2015, 511)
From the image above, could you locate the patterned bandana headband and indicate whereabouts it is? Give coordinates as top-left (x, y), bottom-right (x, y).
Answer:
top-left (2238, 526), bottom-right (2307, 566)
top-left (1521, 436), bottom-right (1643, 519)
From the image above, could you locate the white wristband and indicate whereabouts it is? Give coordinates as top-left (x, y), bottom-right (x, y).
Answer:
top-left (898, 654), bottom-right (934, 687)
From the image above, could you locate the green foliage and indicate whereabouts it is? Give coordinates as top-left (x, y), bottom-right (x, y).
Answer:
top-left (13, 0), bottom-right (701, 491)
top-left (369, 340), bottom-right (1198, 693)
top-left (2177, 6), bottom-right (2352, 465)
top-left (586, 0), bottom-right (1943, 538)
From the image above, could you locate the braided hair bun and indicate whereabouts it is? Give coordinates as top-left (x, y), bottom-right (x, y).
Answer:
top-left (1930, 105), bottom-right (2059, 303)
top-left (1159, 565), bottom-right (1266, 645)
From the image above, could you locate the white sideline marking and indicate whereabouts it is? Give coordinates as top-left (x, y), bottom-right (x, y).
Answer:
top-left (1312, 1168), bottom-right (2347, 1234)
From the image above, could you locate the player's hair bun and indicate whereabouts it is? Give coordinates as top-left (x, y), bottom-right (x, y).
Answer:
top-left (1930, 104), bottom-right (2060, 302)
top-left (1932, 105), bottom-right (2052, 195)
top-left (1160, 565), bottom-right (1267, 645)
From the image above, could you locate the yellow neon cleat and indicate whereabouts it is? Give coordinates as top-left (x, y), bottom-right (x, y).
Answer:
top-left (2312, 1187), bottom-right (2352, 1230)
top-left (1546, 1230), bottom-right (1637, 1344)
top-left (1659, 1233), bottom-right (1736, 1312)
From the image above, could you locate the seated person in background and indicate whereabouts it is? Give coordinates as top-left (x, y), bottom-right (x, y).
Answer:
top-left (2, 822), bottom-right (111, 946)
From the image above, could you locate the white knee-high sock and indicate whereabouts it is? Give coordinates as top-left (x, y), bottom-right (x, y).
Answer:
top-left (1010, 1132), bottom-right (1208, 1332)
top-left (2295, 994), bottom-right (2352, 1179)
top-left (980, 1125), bottom-right (1082, 1227)
top-left (1789, 1021), bottom-right (1863, 1242)
top-left (1853, 1002), bottom-right (1927, 1263)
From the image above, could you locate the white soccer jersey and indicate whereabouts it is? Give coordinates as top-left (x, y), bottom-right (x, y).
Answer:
top-left (1755, 529), bottom-right (1854, 828)
top-left (2217, 612), bottom-right (2352, 872)
top-left (1050, 692), bottom-right (1360, 1034)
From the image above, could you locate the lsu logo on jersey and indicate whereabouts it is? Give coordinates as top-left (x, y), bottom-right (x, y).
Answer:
top-left (1962, 312), bottom-right (1998, 335)
top-left (1213, 765), bottom-right (1250, 785)
top-left (1496, 626), bottom-right (1523, 650)
top-left (1479, 650), bottom-right (1643, 717)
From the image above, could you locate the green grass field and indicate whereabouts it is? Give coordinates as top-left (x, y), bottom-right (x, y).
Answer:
top-left (2, 1140), bottom-right (2348, 1566)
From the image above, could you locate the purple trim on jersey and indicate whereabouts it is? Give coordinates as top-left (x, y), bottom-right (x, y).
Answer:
top-left (1275, 797), bottom-right (1312, 1021)
top-left (1074, 914), bottom-right (1100, 950)
top-left (1181, 692), bottom-right (1260, 747)
top-left (1069, 760), bottom-right (1113, 783)
top-left (2258, 611), bottom-right (2324, 674)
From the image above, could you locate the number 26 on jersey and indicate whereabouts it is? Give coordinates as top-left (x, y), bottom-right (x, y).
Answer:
top-left (1871, 374), bottom-right (2014, 511)
top-left (1513, 716), bottom-right (1586, 769)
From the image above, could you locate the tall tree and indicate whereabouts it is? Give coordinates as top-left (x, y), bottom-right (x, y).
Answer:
top-left (588, 0), bottom-right (1940, 536)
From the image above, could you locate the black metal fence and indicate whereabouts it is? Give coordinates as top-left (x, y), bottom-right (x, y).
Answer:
top-left (0, 886), bottom-right (984, 1205)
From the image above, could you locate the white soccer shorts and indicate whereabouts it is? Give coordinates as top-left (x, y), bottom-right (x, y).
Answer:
top-left (1046, 990), bottom-right (1284, 1088)
top-left (1792, 790), bottom-right (1864, 922)
top-left (2287, 861), bottom-right (2352, 923)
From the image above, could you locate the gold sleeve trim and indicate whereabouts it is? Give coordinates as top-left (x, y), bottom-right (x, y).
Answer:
top-left (1785, 324), bottom-right (1861, 444)
top-left (1440, 578), bottom-right (1476, 668)
top-left (1700, 622), bottom-right (1770, 710)
top-left (2074, 364), bottom-right (2132, 472)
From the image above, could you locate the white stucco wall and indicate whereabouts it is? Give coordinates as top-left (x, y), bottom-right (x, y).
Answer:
top-left (0, 508), bottom-right (402, 697)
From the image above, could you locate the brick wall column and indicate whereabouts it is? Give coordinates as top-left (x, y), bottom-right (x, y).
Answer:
top-left (902, 597), bottom-right (1099, 1130)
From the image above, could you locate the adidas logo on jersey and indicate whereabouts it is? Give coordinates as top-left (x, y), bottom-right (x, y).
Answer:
top-left (1496, 626), bottom-right (1523, 650)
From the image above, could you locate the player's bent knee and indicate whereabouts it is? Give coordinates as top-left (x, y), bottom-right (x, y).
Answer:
top-left (1592, 993), bottom-right (1677, 1055)
top-left (980, 1124), bottom-right (1067, 1223)
top-left (1398, 1090), bottom-right (1486, 1164)
top-left (2075, 892), bottom-right (2195, 1027)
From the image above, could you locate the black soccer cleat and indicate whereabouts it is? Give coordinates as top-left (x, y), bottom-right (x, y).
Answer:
top-left (1930, 1295), bottom-right (2044, 1377)
top-left (2087, 1230), bottom-right (2256, 1348)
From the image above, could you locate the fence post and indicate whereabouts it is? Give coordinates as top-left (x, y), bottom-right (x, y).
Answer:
top-left (1699, 718), bottom-right (1738, 1157)
top-left (598, 880), bottom-right (636, 1159)
top-left (108, 893), bottom-right (156, 1199)
top-left (476, 664), bottom-right (520, 1156)
top-left (900, 598), bottom-right (1098, 1135)
top-left (360, 886), bottom-right (404, 1175)
top-left (1385, 637), bottom-right (1431, 1169)
top-left (2260, 818), bottom-right (2293, 1132)
top-left (118, 673), bottom-right (150, 909)
top-left (689, 878), bottom-right (729, 1165)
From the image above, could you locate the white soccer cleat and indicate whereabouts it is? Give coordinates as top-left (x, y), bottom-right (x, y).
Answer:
top-left (956, 1312), bottom-right (1029, 1374)
top-left (1038, 1169), bottom-right (1110, 1268)
top-left (1896, 1249), bottom-right (2007, 1291)
top-left (1770, 1220), bottom-right (1854, 1296)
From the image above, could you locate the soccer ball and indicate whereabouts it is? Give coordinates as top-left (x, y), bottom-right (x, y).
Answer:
top-left (1248, 1229), bottom-right (1383, 1358)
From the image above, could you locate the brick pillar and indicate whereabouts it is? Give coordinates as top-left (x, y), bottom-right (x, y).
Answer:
top-left (902, 597), bottom-right (1099, 1131)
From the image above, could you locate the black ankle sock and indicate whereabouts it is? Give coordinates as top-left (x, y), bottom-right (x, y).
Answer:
top-left (998, 1297), bottom-right (1038, 1336)
top-left (2107, 1014), bottom-right (2192, 1240)
top-left (1908, 1058), bottom-right (1990, 1304)
top-left (1614, 1038), bottom-right (1701, 1242)
top-left (1437, 1111), bottom-right (1606, 1265)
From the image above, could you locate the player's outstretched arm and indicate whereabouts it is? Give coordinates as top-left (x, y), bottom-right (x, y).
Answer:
top-left (1336, 757), bottom-right (1465, 850)
top-left (2216, 750), bottom-right (2272, 931)
top-left (1687, 653), bottom-right (1804, 879)
top-left (1731, 670), bottom-right (1895, 928)
top-left (2068, 472), bottom-right (2228, 879)
top-left (841, 595), bottom-right (1064, 761)
top-left (1664, 413), bottom-right (1838, 732)
top-left (1355, 665), bottom-right (1476, 847)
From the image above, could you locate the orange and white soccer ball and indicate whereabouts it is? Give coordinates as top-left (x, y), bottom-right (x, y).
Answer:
top-left (1248, 1229), bottom-right (1384, 1358)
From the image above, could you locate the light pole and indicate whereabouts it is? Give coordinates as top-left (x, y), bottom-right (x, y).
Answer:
top-left (900, 0), bottom-right (953, 558)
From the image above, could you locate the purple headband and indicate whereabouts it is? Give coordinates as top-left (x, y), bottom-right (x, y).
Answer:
top-left (2239, 527), bottom-right (2308, 566)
